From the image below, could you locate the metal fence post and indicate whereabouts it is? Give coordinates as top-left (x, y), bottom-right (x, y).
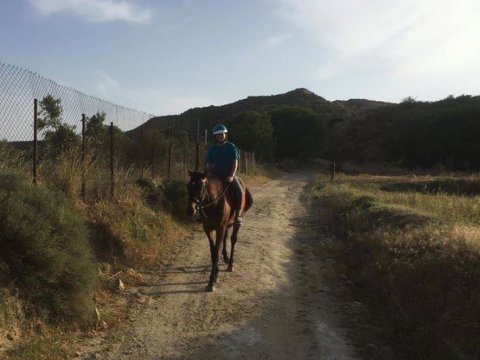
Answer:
top-left (241, 151), bottom-right (244, 175)
top-left (183, 152), bottom-right (187, 180)
top-left (168, 121), bottom-right (173, 178)
top-left (330, 160), bottom-right (336, 182)
top-left (151, 136), bottom-right (156, 177)
top-left (81, 114), bottom-right (86, 199)
top-left (203, 128), bottom-right (208, 170)
top-left (33, 99), bottom-right (38, 185)
top-left (140, 128), bottom-right (144, 179)
top-left (195, 119), bottom-right (200, 171)
top-left (110, 122), bottom-right (115, 198)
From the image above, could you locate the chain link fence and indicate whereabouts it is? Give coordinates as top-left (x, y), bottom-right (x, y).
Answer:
top-left (0, 61), bottom-right (255, 200)
top-left (0, 62), bottom-right (153, 141)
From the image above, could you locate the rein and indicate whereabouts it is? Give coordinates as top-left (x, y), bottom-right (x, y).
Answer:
top-left (194, 180), bottom-right (232, 219)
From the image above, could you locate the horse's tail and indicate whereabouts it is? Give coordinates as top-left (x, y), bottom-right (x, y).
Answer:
top-left (236, 176), bottom-right (253, 214)
top-left (244, 188), bottom-right (253, 212)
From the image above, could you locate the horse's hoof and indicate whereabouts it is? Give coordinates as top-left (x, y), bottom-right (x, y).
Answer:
top-left (223, 257), bottom-right (229, 264)
top-left (227, 265), bottom-right (234, 272)
top-left (206, 284), bottom-right (215, 292)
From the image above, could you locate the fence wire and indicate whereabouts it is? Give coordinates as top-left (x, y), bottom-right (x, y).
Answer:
top-left (0, 61), bottom-right (255, 199)
top-left (0, 61), bottom-right (153, 142)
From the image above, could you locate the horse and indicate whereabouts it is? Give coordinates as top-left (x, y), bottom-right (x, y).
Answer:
top-left (186, 170), bottom-right (253, 292)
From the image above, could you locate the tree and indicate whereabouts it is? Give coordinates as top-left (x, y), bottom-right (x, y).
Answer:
top-left (226, 111), bottom-right (275, 161)
top-left (38, 95), bottom-right (79, 156)
top-left (86, 112), bottom-right (109, 153)
top-left (85, 112), bottom-right (132, 167)
top-left (38, 95), bottom-right (62, 131)
top-left (269, 106), bottom-right (325, 159)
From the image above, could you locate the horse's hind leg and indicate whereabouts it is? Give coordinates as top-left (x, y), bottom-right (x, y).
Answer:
top-left (227, 224), bottom-right (240, 272)
top-left (222, 228), bottom-right (230, 264)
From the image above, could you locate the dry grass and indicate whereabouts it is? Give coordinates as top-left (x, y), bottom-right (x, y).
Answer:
top-left (314, 173), bottom-right (480, 359)
top-left (1, 155), bottom-right (271, 358)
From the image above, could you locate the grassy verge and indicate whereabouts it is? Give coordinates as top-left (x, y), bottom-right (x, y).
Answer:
top-left (314, 173), bottom-right (480, 359)
top-left (0, 157), bottom-right (270, 358)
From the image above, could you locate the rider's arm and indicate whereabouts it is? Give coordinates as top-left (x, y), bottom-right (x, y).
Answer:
top-left (230, 160), bottom-right (238, 178)
top-left (226, 144), bottom-right (240, 182)
top-left (226, 158), bottom-right (239, 183)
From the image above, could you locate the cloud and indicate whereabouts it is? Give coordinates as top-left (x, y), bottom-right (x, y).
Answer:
top-left (274, 0), bottom-right (480, 97)
top-left (89, 70), bottom-right (216, 116)
top-left (267, 34), bottom-right (291, 47)
top-left (29, 0), bottom-right (153, 24)
top-left (125, 89), bottom-right (217, 117)
top-left (94, 70), bottom-right (118, 94)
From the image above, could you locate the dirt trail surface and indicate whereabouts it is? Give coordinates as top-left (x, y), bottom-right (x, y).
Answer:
top-left (80, 172), bottom-right (358, 360)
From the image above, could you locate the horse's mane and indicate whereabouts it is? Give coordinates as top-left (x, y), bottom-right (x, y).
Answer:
top-left (205, 174), bottom-right (227, 200)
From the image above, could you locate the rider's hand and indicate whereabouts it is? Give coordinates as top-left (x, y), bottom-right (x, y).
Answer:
top-left (226, 176), bottom-right (234, 183)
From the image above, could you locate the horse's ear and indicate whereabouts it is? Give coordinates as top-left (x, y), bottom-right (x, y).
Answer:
top-left (187, 167), bottom-right (193, 176)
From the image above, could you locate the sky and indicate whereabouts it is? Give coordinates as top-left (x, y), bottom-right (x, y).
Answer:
top-left (1, 0), bottom-right (480, 116)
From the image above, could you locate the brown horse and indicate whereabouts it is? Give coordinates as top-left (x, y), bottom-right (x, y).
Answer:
top-left (186, 170), bottom-right (253, 292)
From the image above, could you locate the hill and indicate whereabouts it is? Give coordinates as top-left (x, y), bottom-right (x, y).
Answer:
top-left (127, 89), bottom-right (480, 171)
top-left (129, 88), bottom-right (391, 138)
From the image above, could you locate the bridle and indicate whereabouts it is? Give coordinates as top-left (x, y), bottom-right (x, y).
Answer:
top-left (189, 178), bottom-right (232, 219)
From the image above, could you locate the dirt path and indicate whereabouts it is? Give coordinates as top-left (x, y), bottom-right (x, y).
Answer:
top-left (80, 172), bottom-right (358, 360)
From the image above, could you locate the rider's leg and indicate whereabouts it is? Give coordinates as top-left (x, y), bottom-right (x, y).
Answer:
top-left (231, 178), bottom-right (243, 225)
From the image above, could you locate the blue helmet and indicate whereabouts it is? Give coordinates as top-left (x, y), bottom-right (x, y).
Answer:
top-left (212, 124), bottom-right (228, 135)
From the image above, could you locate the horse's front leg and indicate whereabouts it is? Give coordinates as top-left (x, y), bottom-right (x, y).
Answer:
top-left (227, 224), bottom-right (240, 272)
top-left (213, 226), bottom-right (226, 284)
top-left (222, 227), bottom-right (230, 264)
top-left (207, 227), bottom-right (225, 292)
top-left (205, 229), bottom-right (216, 292)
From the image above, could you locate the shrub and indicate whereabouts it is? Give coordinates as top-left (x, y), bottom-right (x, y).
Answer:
top-left (0, 173), bottom-right (96, 320)
top-left (161, 179), bottom-right (188, 217)
top-left (136, 177), bottom-right (163, 206)
top-left (0, 141), bottom-right (27, 174)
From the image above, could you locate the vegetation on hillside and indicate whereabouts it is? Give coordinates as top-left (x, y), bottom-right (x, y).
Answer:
top-left (134, 89), bottom-right (480, 171)
top-left (314, 173), bottom-right (480, 359)
top-left (325, 95), bottom-right (480, 170)
top-left (0, 173), bottom-right (96, 319)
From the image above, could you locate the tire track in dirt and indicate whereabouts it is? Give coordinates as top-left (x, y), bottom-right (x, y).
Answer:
top-left (80, 172), bottom-right (358, 360)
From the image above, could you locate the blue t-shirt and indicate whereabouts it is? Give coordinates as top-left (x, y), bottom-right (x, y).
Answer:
top-left (206, 142), bottom-right (240, 178)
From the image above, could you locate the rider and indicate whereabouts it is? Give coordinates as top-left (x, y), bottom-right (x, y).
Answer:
top-left (205, 124), bottom-right (243, 226)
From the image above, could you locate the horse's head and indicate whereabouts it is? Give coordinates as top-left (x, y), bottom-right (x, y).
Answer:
top-left (186, 170), bottom-right (207, 217)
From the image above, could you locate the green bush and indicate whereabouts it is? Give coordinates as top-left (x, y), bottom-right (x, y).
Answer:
top-left (161, 179), bottom-right (188, 217)
top-left (0, 173), bottom-right (96, 320)
top-left (136, 177), bottom-right (163, 206)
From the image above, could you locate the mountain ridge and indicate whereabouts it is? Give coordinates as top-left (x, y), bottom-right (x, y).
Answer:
top-left (130, 88), bottom-right (392, 136)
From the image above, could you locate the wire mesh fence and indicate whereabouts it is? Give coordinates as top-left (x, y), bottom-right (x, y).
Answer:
top-left (0, 61), bottom-right (256, 200)
top-left (0, 62), bottom-right (153, 142)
